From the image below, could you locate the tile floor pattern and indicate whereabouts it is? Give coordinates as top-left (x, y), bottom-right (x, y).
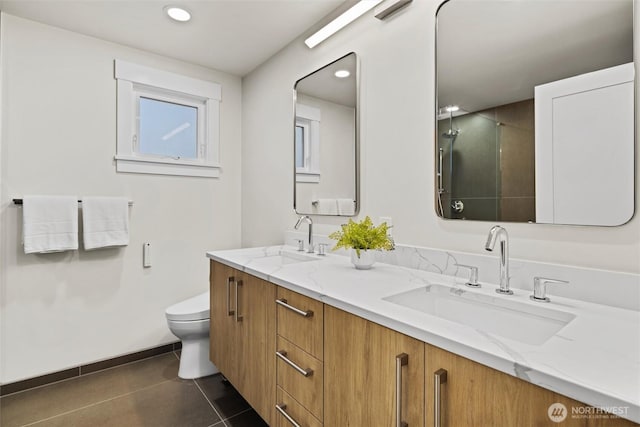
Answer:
top-left (0, 352), bottom-right (269, 427)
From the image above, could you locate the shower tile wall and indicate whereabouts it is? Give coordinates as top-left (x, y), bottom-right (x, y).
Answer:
top-left (495, 99), bottom-right (535, 222)
top-left (439, 99), bottom-right (535, 222)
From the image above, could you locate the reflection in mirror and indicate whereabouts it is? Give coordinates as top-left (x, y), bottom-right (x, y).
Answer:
top-left (435, 0), bottom-right (634, 225)
top-left (294, 52), bottom-right (359, 216)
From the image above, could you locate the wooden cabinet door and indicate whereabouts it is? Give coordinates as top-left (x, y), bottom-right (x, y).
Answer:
top-left (425, 344), bottom-right (638, 427)
top-left (209, 260), bottom-right (238, 384)
top-left (235, 273), bottom-right (276, 426)
top-left (325, 305), bottom-right (425, 427)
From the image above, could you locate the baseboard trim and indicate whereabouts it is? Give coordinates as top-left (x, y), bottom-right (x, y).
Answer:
top-left (0, 342), bottom-right (181, 397)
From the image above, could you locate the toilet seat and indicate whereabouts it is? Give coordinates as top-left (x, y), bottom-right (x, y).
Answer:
top-left (165, 291), bottom-right (210, 321)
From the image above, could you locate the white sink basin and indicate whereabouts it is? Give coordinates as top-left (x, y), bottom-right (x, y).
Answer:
top-left (261, 250), bottom-right (319, 266)
top-left (383, 284), bottom-right (575, 345)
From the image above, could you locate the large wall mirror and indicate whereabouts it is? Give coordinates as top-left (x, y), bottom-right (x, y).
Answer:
top-left (294, 52), bottom-right (359, 216)
top-left (435, 0), bottom-right (634, 226)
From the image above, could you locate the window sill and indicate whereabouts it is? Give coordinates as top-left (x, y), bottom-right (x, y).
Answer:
top-left (114, 155), bottom-right (220, 178)
top-left (296, 172), bottom-right (320, 183)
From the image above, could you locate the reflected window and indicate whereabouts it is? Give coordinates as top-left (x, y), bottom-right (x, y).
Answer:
top-left (295, 125), bottom-right (305, 168)
top-left (295, 103), bottom-right (321, 183)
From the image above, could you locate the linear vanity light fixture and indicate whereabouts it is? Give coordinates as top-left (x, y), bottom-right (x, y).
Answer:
top-left (374, 0), bottom-right (412, 20)
top-left (304, 0), bottom-right (383, 48)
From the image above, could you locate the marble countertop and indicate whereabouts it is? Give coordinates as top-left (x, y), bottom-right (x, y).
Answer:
top-left (207, 245), bottom-right (640, 423)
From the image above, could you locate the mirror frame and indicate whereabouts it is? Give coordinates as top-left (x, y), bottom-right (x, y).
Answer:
top-left (293, 52), bottom-right (360, 217)
top-left (433, 0), bottom-right (635, 226)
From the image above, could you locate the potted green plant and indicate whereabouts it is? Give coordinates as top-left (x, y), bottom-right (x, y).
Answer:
top-left (329, 216), bottom-right (394, 269)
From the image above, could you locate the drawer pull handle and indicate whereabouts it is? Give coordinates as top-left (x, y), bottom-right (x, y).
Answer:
top-left (434, 368), bottom-right (448, 427)
top-left (226, 276), bottom-right (235, 316)
top-left (276, 298), bottom-right (314, 317)
top-left (396, 353), bottom-right (409, 427)
top-left (276, 350), bottom-right (313, 377)
top-left (276, 404), bottom-right (301, 427)
top-left (234, 280), bottom-right (243, 322)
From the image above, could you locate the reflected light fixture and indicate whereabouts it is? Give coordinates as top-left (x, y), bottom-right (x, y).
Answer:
top-left (446, 105), bottom-right (459, 112)
top-left (334, 70), bottom-right (351, 78)
top-left (165, 6), bottom-right (191, 22)
top-left (305, 0), bottom-right (384, 48)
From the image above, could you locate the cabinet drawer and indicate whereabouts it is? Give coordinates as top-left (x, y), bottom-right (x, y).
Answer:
top-left (276, 387), bottom-right (323, 427)
top-left (276, 336), bottom-right (323, 421)
top-left (276, 287), bottom-right (323, 359)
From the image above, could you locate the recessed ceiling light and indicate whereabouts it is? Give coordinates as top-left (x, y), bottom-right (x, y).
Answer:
top-left (165, 6), bottom-right (191, 22)
top-left (334, 70), bottom-right (350, 78)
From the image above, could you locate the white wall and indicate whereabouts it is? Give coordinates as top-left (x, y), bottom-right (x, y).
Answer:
top-left (242, 0), bottom-right (640, 274)
top-left (0, 14), bottom-right (242, 383)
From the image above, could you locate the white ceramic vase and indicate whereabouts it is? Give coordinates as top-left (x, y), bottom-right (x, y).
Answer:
top-left (350, 249), bottom-right (376, 270)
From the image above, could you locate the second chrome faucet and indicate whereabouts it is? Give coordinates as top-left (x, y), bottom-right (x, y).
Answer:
top-left (485, 225), bottom-right (513, 295)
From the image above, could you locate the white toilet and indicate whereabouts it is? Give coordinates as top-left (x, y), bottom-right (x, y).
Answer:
top-left (165, 291), bottom-right (219, 379)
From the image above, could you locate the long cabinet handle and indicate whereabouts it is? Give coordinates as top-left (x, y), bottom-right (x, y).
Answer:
top-left (276, 350), bottom-right (313, 377)
top-left (226, 276), bottom-right (235, 316)
top-left (434, 368), bottom-right (448, 427)
top-left (396, 353), bottom-right (409, 427)
top-left (276, 298), bottom-right (314, 317)
top-left (275, 404), bottom-right (301, 427)
top-left (234, 280), bottom-right (243, 322)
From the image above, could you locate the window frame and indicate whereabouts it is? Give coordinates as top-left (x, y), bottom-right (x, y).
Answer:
top-left (295, 103), bottom-right (321, 183)
top-left (115, 60), bottom-right (221, 178)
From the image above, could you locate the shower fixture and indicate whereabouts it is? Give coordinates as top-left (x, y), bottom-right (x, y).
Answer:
top-left (441, 106), bottom-right (460, 139)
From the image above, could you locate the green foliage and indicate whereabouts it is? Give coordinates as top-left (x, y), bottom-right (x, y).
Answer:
top-left (329, 216), bottom-right (394, 257)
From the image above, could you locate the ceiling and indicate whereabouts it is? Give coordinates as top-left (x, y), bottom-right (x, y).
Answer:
top-left (0, 0), bottom-right (346, 76)
top-left (437, 0), bottom-right (633, 114)
top-left (296, 52), bottom-right (356, 107)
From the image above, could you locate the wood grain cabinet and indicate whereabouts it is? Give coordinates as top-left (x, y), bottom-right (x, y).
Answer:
top-left (324, 305), bottom-right (425, 427)
top-left (210, 263), bottom-right (637, 427)
top-left (275, 287), bottom-right (324, 427)
top-left (425, 343), bottom-right (637, 427)
top-left (209, 261), bottom-right (276, 426)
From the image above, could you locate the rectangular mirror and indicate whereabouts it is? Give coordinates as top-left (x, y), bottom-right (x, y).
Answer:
top-left (294, 52), bottom-right (359, 216)
top-left (435, 0), bottom-right (634, 226)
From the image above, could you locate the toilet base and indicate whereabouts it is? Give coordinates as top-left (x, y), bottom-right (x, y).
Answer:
top-left (178, 338), bottom-right (219, 379)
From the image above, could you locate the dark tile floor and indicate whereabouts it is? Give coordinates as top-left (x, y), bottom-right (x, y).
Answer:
top-left (0, 351), bottom-right (269, 427)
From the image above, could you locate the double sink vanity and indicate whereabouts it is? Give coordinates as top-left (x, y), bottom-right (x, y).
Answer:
top-left (207, 243), bottom-right (640, 426)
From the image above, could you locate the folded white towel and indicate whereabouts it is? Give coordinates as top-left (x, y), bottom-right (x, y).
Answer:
top-left (337, 199), bottom-right (355, 216)
top-left (315, 198), bottom-right (338, 215)
top-left (82, 197), bottom-right (129, 250)
top-left (23, 195), bottom-right (79, 254)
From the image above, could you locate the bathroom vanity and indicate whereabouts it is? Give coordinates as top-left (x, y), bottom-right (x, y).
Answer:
top-left (207, 246), bottom-right (640, 426)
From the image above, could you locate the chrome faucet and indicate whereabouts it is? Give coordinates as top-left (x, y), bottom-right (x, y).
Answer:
top-left (484, 225), bottom-right (513, 295)
top-left (294, 215), bottom-right (314, 253)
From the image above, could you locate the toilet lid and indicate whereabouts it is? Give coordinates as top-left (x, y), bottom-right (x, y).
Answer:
top-left (166, 291), bottom-right (210, 321)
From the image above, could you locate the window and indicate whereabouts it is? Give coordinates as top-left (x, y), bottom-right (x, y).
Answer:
top-left (115, 60), bottom-right (221, 177)
top-left (295, 125), bottom-right (305, 168)
top-left (138, 97), bottom-right (198, 159)
top-left (295, 104), bottom-right (321, 183)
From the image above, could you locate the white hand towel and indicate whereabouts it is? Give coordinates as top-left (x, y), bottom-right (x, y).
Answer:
top-left (315, 198), bottom-right (338, 215)
top-left (82, 197), bottom-right (129, 250)
top-left (337, 199), bottom-right (355, 216)
top-left (23, 195), bottom-right (79, 254)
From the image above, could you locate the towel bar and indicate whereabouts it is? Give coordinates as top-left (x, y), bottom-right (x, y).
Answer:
top-left (311, 199), bottom-right (356, 206)
top-left (12, 198), bottom-right (134, 206)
